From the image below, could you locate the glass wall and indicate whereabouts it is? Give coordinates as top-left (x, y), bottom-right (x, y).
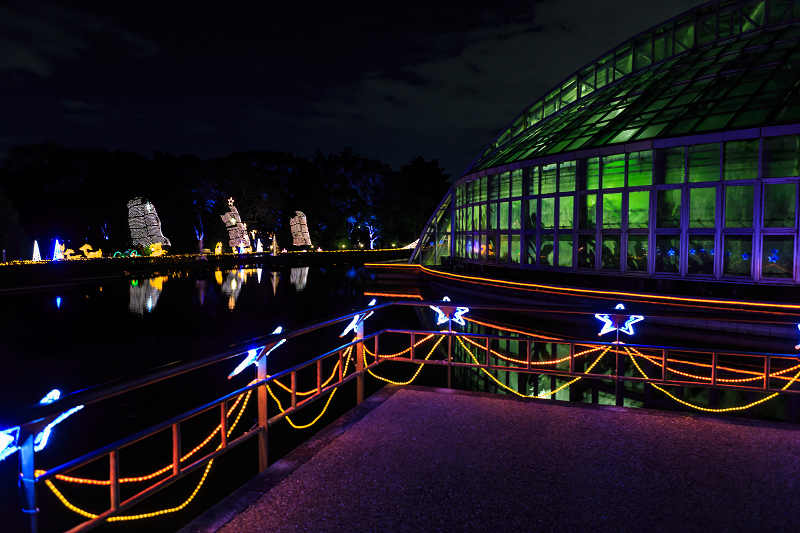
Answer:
top-left (452, 134), bottom-right (800, 283)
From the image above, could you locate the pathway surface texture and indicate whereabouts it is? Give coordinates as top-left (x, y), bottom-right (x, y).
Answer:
top-left (202, 387), bottom-right (800, 533)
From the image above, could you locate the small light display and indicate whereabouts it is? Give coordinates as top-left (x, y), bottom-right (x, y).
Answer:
top-left (215, 242), bottom-right (223, 255)
top-left (340, 299), bottom-right (377, 337)
top-left (289, 211), bottom-right (312, 247)
top-left (256, 239), bottom-right (263, 253)
top-left (127, 198), bottom-right (171, 248)
top-left (595, 303), bottom-right (644, 337)
top-left (53, 240), bottom-right (63, 260)
top-left (79, 244), bottom-right (102, 258)
top-left (220, 198), bottom-right (250, 251)
top-left (32, 240), bottom-right (41, 262)
top-left (228, 326), bottom-right (284, 378)
top-left (430, 296), bottom-right (469, 326)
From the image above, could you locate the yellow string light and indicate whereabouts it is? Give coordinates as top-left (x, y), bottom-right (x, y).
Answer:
top-left (626, 347), bottom-right (800, 413)
top-left (461, 335), bottom-right (602, 365)
top-left (272, 360), bottom-right (341, 397)
top-left (42, 390), bottom-right (252, 521)
top-left (365, 336), bottom-right (445, 385)
top-left (363, 334), bottom-right (436, 359)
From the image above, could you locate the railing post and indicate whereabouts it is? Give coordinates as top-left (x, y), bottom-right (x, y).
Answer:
top-left (447, 332), bottom-right (453, 389)
top-left (257, 345), bottom-right (270, 472)
top-left (764, 356), bottom-right (770, 391)
top-left (18, 430), bottom-right (37, 533)
top-left (291, 371), bottom-right (297, 410)
top-left (317, 360), bottom-right (323, 394)
top-left (172, 423), bottom-right (181, 476)
top-left (356, 320), bottom-right (365, 405)
top-left (410, 332), bottom-right (416, 360)
top-left (615, 345), bottom-right (625, 406)
top-left (110, 449), bottom-right (120, 512)
top-left (220, 402), bottom-right (228, 449)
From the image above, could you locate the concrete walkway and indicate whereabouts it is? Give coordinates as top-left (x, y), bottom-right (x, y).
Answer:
top-left (180, 386), bottom-right (800, 533)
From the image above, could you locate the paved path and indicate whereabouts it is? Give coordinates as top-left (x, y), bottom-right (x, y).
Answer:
top-left (182, 386), bottom-right (800, 533)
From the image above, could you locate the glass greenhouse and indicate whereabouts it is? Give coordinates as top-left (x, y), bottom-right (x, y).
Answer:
top-left (414, 0), bottom-right (800, 286)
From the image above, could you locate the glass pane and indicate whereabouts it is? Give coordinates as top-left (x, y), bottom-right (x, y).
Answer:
top-left (723, 235), bottom-right (752, 276)
top-left (657, 147), bottom-right (685, 184)
top-left (525, 199), bottom-right (537, 230)
top-left (499, 202), bottom-right (509, 230)
top-left (689, 187), bottom-right (717, 228)
top-left (468, 180), bottom-right (476, 203)
top-left (602, 154), bottom-right (625, 189)
top-left (558, 235), bottom-right (573, 268)
top-left (627, 235), bottom-right (648, 271)
top-left (763, 183), bottom-right (796, 227)
top-left (655, 235), bottom-right (681, 273)
top-left (541, 198), bottom-right (555, 230)
top-left (541, 236), bottom-right (554, 266)
top-left (577, 235), bottom-right (596, 268)
top-left (559, 161), bottom-right (576, 192)
top-left (499, 172), bottom-right (511, 199)
top-left (510, 234), bottom-right (521, 264)
top-left (525, 235), bottom-right (537, 265)
top-left (464, 208), bottom-right (473, 231)
top-left (487, 235), bottom-right (495, 261)
top-left (578, 195), bottom-right (597, 229)
top-left (762, 235), bottom-right (794, 278)
top-left (488, 202), bottom-right (497, 230)
top-left (687, 237), bottom-right (715, 275)
top-left (480, 235), bottom-right (487, 260)
top-left (628, 191), bottom-right (649, 229)
top-left (688, 143), bottom-right (720, 182)
top-left (724, 185), bottom-right (754, 227)
top-left (587, 157), bottom-right (600, 190)
top-left (528, 167), bottom-right (540, 195)
top-left (511, 200), bottom-right (522, 230)
top-left (657, 189), bottom-right (682, 228)
top-left (472, 205), bottom-right (479, 230)
top-left (763, 135), bottom-right (800, 177)
top-left (465, 237), bottom-right (472, 259)
top-left (541, 164), bottom-right (557, 194)
top-left (489, 174), bottom-right (498, 200)
top-left (499, 235), bottom-right (509, 262)
top-left (723, 140), bottom-right (758, 180)
top-left (601, 236), bottom-right (621, 270)
top-left (602, 193), bottom-right (622, 229)
top-left (559, 196), bottom-right (574, 229)
top-left (479, 204), bottom-right (487, 230)
top-left (628, 150), bottom-right (653, 186)
top-left (480, 177), bottom-right (488, 202)
top-left (511, 170), bottom-right (523, 197)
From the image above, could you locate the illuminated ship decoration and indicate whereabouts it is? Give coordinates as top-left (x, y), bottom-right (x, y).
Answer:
top-left (127, 198), bottom-right (171, 248)
top-left (220, 198), bottom-right (250, 252)
top-left (290, 211), bottom-right (312, 247)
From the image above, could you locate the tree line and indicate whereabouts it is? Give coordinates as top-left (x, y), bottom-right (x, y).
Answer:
top-left (0, 143), bottom-right (450, 259)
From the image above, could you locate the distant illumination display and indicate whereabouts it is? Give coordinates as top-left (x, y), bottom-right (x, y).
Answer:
top-left (129, 276), bottom-right (168, 316)
top-left (290, 211), bottom-right (312, 247)
top-left (290, 267), bottom-right (309, 292)
top-left (32, 240), bottom-right (41, 262)
top-left (56, 296), bottom-right (61, 309)
top-left (220, 198), bottom-right (251, 251)
top-left (215, 242), bottom-right (223, 255)
top-left (53, 240), bottom-right (63, 260)
top-left (79, 244), bottom-right (102, 258)
top-left (256, 239), bottom-right (263, 253)
top-left (127, 197), bottom-right (171, 248)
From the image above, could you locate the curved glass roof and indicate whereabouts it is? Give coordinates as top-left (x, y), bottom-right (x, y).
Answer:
top-left (466, 0), bottom-right (800, 175)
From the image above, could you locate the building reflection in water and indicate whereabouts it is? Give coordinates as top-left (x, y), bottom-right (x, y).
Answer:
top-left (129, 276), bottom-right (168, 316)
top-left (290, 267), bottom-right (308, 292)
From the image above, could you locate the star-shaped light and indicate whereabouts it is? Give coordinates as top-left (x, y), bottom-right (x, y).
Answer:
top-left (340, 299), bottom-right (376, 337)
top-left (595, 303), bottom-right (644, 337)
top-left (768, 249), bottom-right (779, 263)
top-left (228, 327), bottom-right (284, 378)
top-left (667, 248), bottom-right (676, 257)
top-left (430, 296), bottom-right (469, 327)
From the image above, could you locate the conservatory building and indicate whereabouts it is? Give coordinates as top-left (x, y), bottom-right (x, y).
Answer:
top-left (413, 0), bottom-right (800, 291)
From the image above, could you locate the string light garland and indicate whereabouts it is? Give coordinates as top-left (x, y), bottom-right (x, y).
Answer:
top-left (363, 334), bottom-right (436, 359)
top-left (127, 198), bottom-right (171, 248)
top-left (365, 335), bottom-right (445, 385)
top-left (289, 211), bottom-right (312, 247)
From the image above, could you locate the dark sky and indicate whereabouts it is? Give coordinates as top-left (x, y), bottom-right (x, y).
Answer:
top-left (0, 0), bottom-right (707, 176)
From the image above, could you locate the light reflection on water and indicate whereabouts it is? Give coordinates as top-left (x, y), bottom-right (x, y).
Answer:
top-left (129, 275), bottom-right (168, 316)
top-left (290, 267), bottom-right (309, 292)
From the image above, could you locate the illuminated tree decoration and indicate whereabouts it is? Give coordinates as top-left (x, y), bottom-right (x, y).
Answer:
top-left (430, 296), bottom-right (469, 326)
top-left (53, 239), bottom-right (64, 260)
top-left (289, 211), bottom-right (312, 247)
top-left (595, 303), bottom-right (644, 338)
top-left (32, 240), bottom-right (41, 261)
top-left (340, 299), bottom-right (377, 337)
top-left (220, 197), bottom-right (250, 251)
top-left (272, 234), bottom-right (278, 256)
top-left (127, 198), bottom-right (171, 248)
top-left (215, 242), bottom-right (223, 255)
top-left (256, 239), bottom-right (263, 253)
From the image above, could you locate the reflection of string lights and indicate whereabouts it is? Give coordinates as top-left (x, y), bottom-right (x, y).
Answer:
top-left (129, 276), bottom-right (168, 316)
top-left (290, 267), bottom-right (309, 292)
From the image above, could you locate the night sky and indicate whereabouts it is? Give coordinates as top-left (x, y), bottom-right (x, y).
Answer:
top-left (1, 0), bottom-right (708, 177)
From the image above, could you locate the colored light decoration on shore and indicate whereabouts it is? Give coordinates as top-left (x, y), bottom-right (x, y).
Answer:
top-left (430, 296), bottom-right (469, 326)
top-left (595, 303), bottom-right (644, 338)
top-left (340, 299), bottom-right (377, 337)
top-left (32, 240), bottom-right (41, 261)
top-left (228, 327), bottom-right (284, 378)
top-left (127, 197), bottom-right (171, 248)
top-left (220, 198), bottom-right (250, 252)
top-left (256, 239), bottom-right (263, 253)
top-left (53, 240), bottom-right (63, 260)
top-left (290, 211), bottom-right (312, 247)
top-left (79, 244), bottom-right (102, 258)
top-left (0, 389), bottom-right (84, 462)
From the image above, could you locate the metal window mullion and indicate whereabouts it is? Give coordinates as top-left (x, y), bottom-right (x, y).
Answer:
top-left (621, 188), bottom-right (629, 274)
top-left (754, 137), bottom-right (764, 281)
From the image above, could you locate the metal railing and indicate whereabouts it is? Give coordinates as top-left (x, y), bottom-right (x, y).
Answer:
top-left (6, 299), bottom-right (800, 533)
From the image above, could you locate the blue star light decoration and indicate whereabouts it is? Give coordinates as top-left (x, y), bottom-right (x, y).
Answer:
top-left (768, 249), bottom-right (780, 263)
top-left (595, 303), bottom-right (644, 338)
top-left (0, 389), bottom-right (84, 463)
top-left (340, 299), bottom-right (377, 337)
top-left (228, 326), bottom-right (284, 378)
top-left (430, 296), bottom-right (469, 327)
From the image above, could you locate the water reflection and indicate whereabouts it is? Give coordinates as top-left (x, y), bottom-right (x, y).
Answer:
top-left (129, 276), bottom-right (167, 316)
top-left (290, 267), bottom-right (309, 292)
top-left (271, 271), bottom-right (280, 295)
